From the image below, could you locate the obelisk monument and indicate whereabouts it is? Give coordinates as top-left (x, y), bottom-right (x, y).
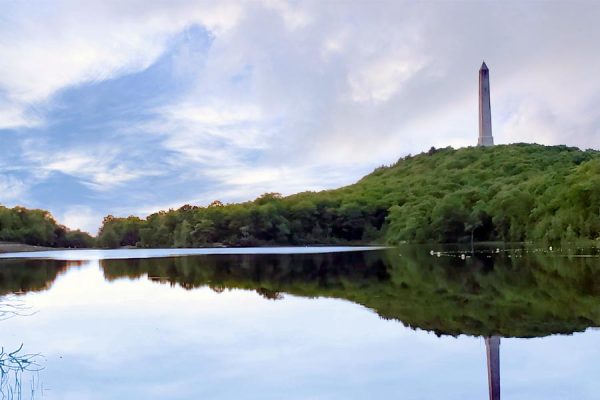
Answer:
top-left (478, 62), bottom-right (494, 146)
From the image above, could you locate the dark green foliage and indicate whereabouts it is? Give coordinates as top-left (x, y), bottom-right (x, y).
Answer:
top-left (0, 206), bottom-right (94, 248)
top-left (375, 144), bottom-right (600, 243)
top-left (95, 143), bottom-right (600, 247)
top-left (2, 246), bottom-right (600, 337)
top-left (97, 215), bottom-right (142, 248)
top-left (338, 143), bottom-right (600, 243)
top-left (97, 193), bottom-right (389, 248)
top-left (0, 259), bottom-right (70, 295)
top-left (95, 246), bottom-right (600, 337)
top-left (5, 143), bottom-right (599, 248)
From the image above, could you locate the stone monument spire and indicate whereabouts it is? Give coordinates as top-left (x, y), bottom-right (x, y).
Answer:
top-left (478, 62), bottom-right (494, 146)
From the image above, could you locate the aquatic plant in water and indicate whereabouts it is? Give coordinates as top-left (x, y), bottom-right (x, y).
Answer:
top-left (0, 297), bottom-right (43, 400)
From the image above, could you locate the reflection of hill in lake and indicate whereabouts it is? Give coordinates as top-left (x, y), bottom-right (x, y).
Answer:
top-left (99, 247), bottom-right (600, 338)
top-left (1, 248), bottom-right (599, 337)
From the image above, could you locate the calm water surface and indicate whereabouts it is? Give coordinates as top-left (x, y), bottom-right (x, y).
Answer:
top-left (0, 245), bottom-right (599, 399)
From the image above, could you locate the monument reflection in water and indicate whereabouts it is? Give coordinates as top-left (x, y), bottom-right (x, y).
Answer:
top-left (486, 336), bottom-right (500, 400)
top-left (1, 245), bottom-right (600, 398)
top-left (100, 246), bottom-right (600, 400)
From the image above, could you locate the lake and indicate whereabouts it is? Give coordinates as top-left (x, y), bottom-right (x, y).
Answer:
top-left (0, 245), bottom-right (599, 399)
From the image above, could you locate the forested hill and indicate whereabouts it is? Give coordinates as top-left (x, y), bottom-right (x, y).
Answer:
top-left (343, 143), bottom-right (600, 243)
top-left (95, 143), bottom-right (600, 247)
top-left (2, 143), bottom-right (599, 248)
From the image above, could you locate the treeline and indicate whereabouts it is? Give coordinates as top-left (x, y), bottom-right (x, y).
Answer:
top-left (96, 195), bottom-right (388, 248)
top-left (0, 206), bottom-right (93, 248)
top-left (96, 143), bottom-right (600, 247)
top-left (3, 143), bottom-right (600, 248)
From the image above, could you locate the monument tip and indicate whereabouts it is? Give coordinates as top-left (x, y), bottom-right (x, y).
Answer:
top-left (478, 61), bottom-right (494, 146)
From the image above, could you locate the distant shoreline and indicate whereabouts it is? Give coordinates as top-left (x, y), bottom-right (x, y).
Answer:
top-left (0, 242), bottom-right (57, 254)
top-left (0, 242), bottom-right (387, 255)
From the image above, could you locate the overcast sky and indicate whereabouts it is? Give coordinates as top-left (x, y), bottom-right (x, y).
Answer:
top-left (1, 0), bottom-right (599, 233)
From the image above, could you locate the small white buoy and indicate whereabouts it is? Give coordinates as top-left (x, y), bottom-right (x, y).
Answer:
top-left (436, 252), bottom-right (441, 257)
top-left (430, 250), bottom-right (434, 256)
top-left (549, 246), bottom-right (553, 251)
top-left (460, 254), bottom-right (466, 260)
top-left (496, 248), bottom-right (500, 253)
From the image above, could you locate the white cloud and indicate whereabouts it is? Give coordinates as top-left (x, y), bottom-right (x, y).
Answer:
top-left (0, 102), bottom-right (41, 130)
top-left (205, 163), bottom-right (363, 197)
top-left (23, 144), bottom-right (162, 191)
top-left (61, 206), bottom-right (102, 234)
top-left (141, 101), bottom-right (273, 171)
top-left (160, 103), bottom-right (263, 126)
top-left (0, 0), bottom-right (244, 127)
top-left (262, 0), bottom-right (311, 30)
top-left (0, 175), bottom-right (28, 203)
top-left (348, 56), bottom-right (426, 104)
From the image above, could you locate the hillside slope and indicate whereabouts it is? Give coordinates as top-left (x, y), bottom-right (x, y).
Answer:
top-left (337, 143), bottom-right (600, 243)
top-left (3, 144), bottom-right (598, 248)
top-left (95, 143), bottom-right (600, 247)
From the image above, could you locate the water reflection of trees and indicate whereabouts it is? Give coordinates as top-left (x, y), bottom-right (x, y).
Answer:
top-left (99, 248), bottom-right (599, 400)
top-left (2, 248), bottom-right (600, 338)
top-left (99, 247), bottom-right (600, 338)
top-left (2, 248), bottom-right (599, 399)
top-left (0, 259), bottom-right (77, 297)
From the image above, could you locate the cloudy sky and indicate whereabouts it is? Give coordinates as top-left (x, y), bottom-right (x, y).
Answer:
top-left (1, 0), bottom-right (599, 233)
